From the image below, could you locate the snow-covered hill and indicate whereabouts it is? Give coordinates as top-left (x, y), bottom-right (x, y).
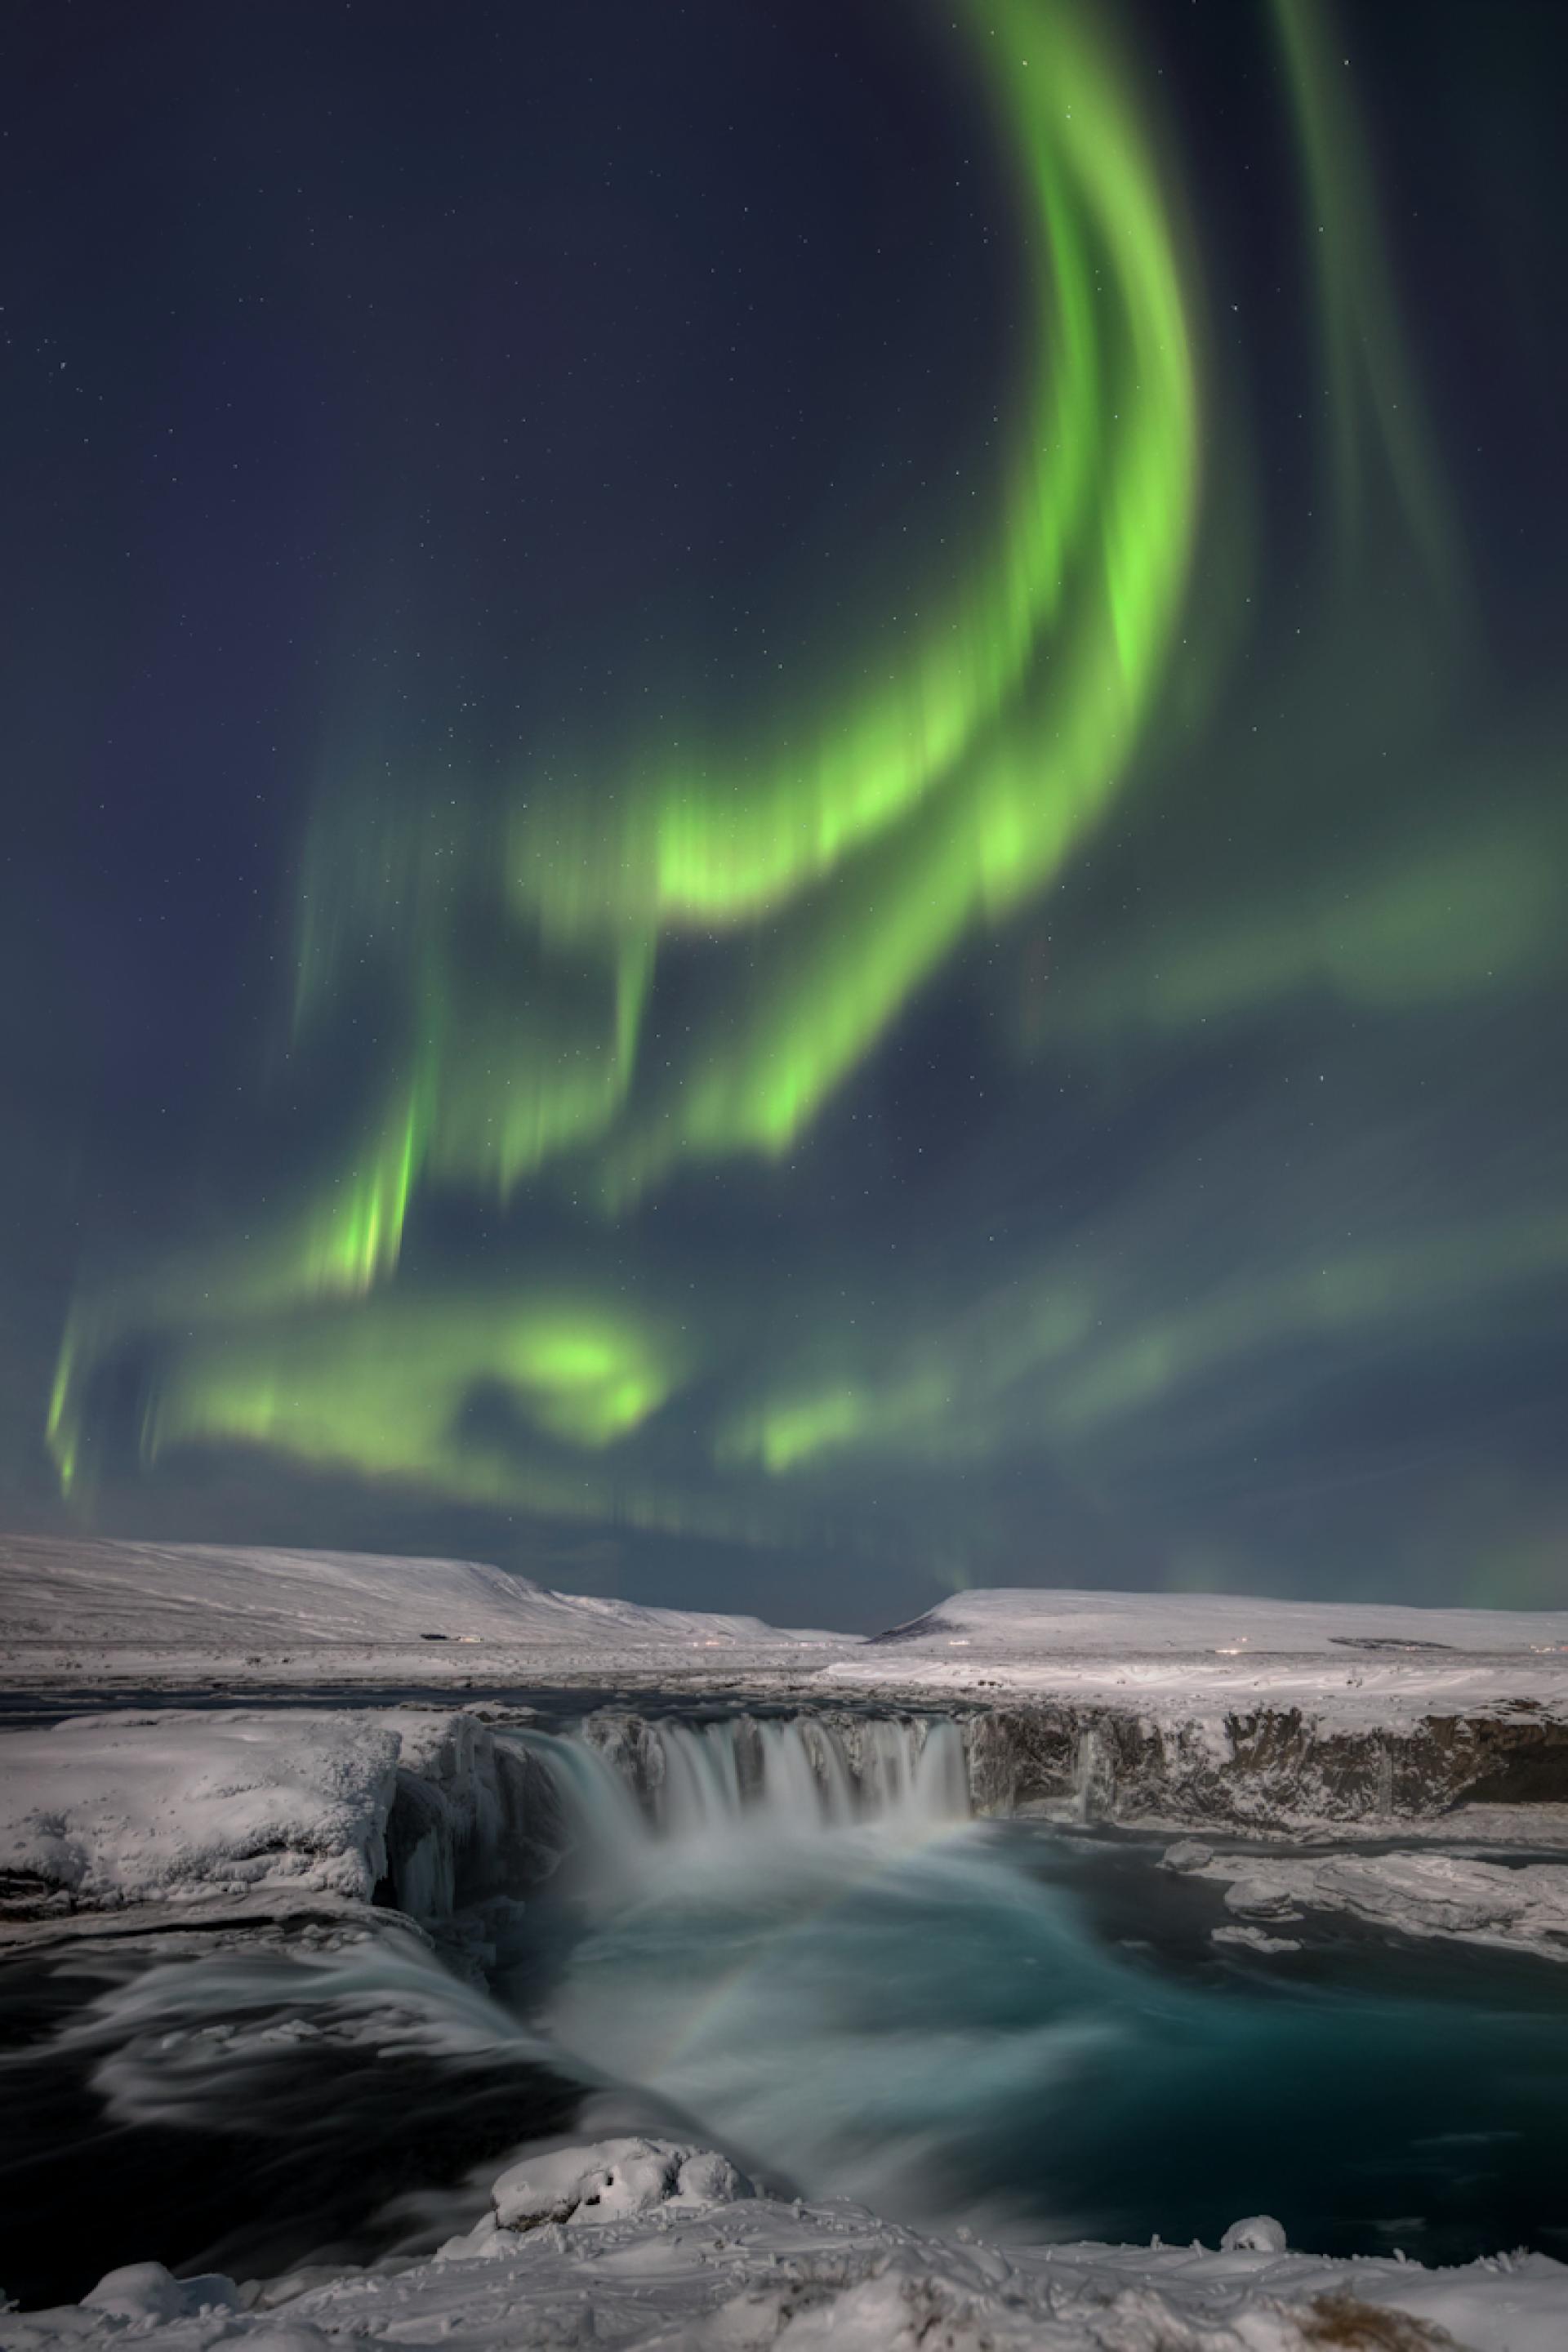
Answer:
top-left (866, 1584), bottom-right (1568, 1659)
top-left (0, 1536), bottom-right (831, 1664)
top-left (11, 1541), bottom-right (1568, 1685)
top-left (834, 1586), bottom-right (1568, 1746)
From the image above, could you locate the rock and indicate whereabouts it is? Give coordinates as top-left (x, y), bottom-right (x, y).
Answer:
top-left (1220, 2215), bottom-right (1288, 2253)
top-left (966, 1697), bottom-right (1568, 1833)
top-left (1161, 1839), bottom-right (1214, 1873)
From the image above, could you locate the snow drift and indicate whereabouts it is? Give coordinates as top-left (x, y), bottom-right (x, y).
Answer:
top-left (10, 2138), bottom-right (1568, 2350)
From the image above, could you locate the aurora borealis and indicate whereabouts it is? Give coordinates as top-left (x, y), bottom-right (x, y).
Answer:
top-left (7, 0), bottom-right (1566, 1622)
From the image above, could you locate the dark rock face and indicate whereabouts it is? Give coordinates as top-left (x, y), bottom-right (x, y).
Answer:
top-left (965, 1703), bottom-right (1568, 1829)
top-left (0, 1869), bottom-right (73, 1924)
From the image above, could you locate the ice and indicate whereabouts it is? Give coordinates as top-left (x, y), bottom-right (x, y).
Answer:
top-left (1178, 1843), bottom-right (1568, 1962)
top-left (0, 1703), bottom-right (976, 1933)
top-left (79, 2265), bottom-right (241, 2321)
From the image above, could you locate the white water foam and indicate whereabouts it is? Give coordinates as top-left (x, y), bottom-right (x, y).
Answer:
top-left (514, 1712), bottom-right (968, 1900)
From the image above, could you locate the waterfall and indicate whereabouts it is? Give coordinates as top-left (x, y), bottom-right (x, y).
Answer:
top-left (1075, 1721), bottom-right (1112, 1824)
top-left (512, 1713), bottom-right (969, 1896)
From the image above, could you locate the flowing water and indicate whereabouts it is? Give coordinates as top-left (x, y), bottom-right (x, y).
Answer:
top-left (6, 1709), bottom-right (1568, 2305)
top-left (514, 1717), bottom-right (1568, 2258)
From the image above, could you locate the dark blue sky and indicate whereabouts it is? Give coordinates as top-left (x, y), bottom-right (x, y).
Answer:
top-left (5, 0), bottom-right (1567, 1626)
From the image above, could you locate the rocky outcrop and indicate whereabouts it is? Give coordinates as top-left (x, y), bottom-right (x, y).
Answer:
top-left (965, 1699), bottom-right (1568, 1829)
top-left (486, 1699), bottom-right (1568, 1844)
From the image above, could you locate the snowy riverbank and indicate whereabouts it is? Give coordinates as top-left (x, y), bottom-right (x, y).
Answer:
top-left (9, 2132), bottom-right (1568, 2350)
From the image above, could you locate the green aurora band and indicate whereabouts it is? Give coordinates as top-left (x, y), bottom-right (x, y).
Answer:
top-left (49, 0), bottom-right (1200, 1501)
top-left (47, 0), bottom-right (1561, 1601)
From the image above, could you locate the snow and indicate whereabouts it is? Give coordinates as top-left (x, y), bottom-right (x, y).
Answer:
top-left (9, 2143), bottom-right (1568, 2350)
top-left (1170, 1841), bottom-right (1568, 1962)
top-left (836, 1588), bottom-right (1568, 1734)
top-left (4, 1561), bottom-right (1567, 2341)
top-left (80, 2268), bottom-right (241, 2323)
top-left (7, 1544), bottom-right (1568, 1744)
top-left (439, 2136), bottom-right (754, 2252)
top-left (1220, 2218), bottom-right (1288, 2254)
top-left (0, 1711), bottom-right (400, 1913)
top-left (871, 1586), bottom-right (1568, 1657)
top-left (0, 1703), bottom-right (588, 1930)
top-left (7, 1538), bottom-right (1568, 1855)
top-left (0, 1536), bottom-right (834, 1681)
top-left (7, 1564), bottom-right (1568, 2350)
top-left (12, 1533), bottom-right (1568, 1722)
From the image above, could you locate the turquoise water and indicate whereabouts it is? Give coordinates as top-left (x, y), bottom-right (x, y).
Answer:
top-left (7, 1726), bottom-right (1567, 2305)
top-left (528, 1808), bottom-right (1568, 2263)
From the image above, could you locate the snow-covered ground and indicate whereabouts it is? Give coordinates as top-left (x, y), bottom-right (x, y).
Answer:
top-left (0, 1538), bottom-right (835, 1683)
top-left (873, 1586), bottom-right (1568, 1658)
top-left (7, 1543), bottom-right (1568, 1736)
top-left (0, 1704), bottom-right (577, 1932)
top-left (835, 1588), bottom-right (1568, 1731)
top-left (0, 1711), bottom-right (403, 1915)
top-left (8, 2133), bottom-right (1566, 2350)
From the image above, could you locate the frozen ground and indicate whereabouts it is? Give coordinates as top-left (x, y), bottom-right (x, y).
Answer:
top-left (6, 1542), bottom-right (1568, 1736)
top-left (871, 1585), bottom-right (1568, 1657)
top-left (0, 1538), bottom-right (835, 1686)
top-left (835, 1588), bottom-right (1568, 1734)
top-left (7, 2133), bottom-right (1567, 2350)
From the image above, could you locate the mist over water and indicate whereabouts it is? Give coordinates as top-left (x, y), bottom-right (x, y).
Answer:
top-left (7, 1713), bottom-right (1568, 2305)
top-left (522, 1721), bottom-right (1568, 2255)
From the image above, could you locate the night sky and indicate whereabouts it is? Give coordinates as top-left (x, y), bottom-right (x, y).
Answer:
top-left (6, 0), bottom-right (1567, 1628)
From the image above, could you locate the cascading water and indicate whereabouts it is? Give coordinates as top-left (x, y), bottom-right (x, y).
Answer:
top-left (11, 1704), bottom-right (1568, 2299)
top-left (513, 1741), bottom-right (1568, 2257)
top-left (510, 1711), bottom-right (969, 1904)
